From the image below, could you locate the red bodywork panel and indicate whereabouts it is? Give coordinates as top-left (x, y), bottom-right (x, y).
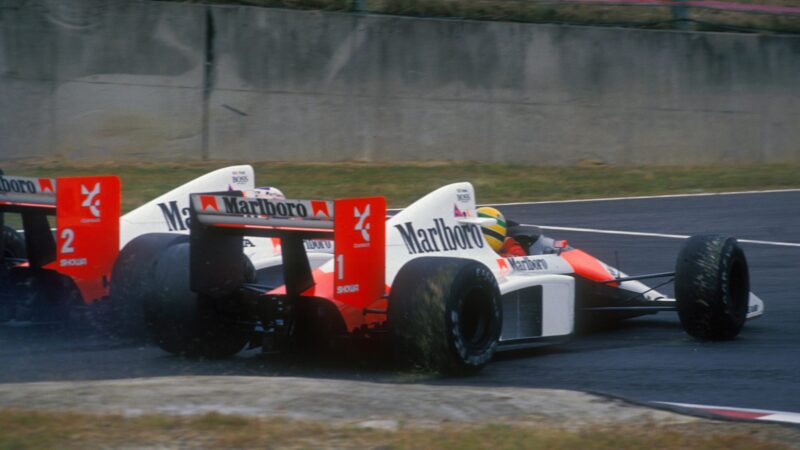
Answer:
top-left (266, 196), bottom-right (388, 332)
top-left (268, 269), bottom-right (389, 333)
top-left (333, 197), bottom-right (386, 309)
top-left (53, 176), bottom-right (121, 303)
top-left (560, 248), bottom-right (616, 285)
top-left (2, 175), bottom-right (121, 304)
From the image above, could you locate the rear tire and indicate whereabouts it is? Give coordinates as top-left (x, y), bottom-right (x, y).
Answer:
top-left (388, 257), bottom-right (502, 375)
top-left (106, 233), bottom-right (189, 338)
top-left (2, 229), bottom-right (83, 328)
top-left (6, 268), bottom-right (82, 326)
top-left (2, 225), bottom-right (26, 261)
top-left (675, 235), bottom-right (750, 341)
top-left (144, 242), bottom-right (249, 359)
top-left (1, 225), bottom-right (26, 323)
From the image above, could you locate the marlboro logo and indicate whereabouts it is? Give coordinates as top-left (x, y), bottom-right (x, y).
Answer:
top-left (311, 200), bottom-right (331, 218)
top-left (38, 178), bottom-right (55, 193)
top-left (394, 219), bottom-right (485, 254)
top-left (0, 176), bottom-right (38, 194)
top-left (200, 195), bottom-right (220, 212)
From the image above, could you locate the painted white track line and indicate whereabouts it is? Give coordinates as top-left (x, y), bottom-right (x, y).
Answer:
top-left (487, 188), bottom-right (800, 207)
top-left (655, 402), bottom-right (800, 424)
top-left (527, 224), bottom-right (800, 248)
top-left (387, 188), bottom-right (800, 213)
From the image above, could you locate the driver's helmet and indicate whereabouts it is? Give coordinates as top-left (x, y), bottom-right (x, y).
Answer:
top-left (476, 206), bottom-right (507, 252)
top-left (251, 186), bottom-right (286, 200)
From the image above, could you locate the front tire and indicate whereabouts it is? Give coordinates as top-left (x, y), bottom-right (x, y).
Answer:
top-left (675, 235), bottom-right (750, 341)
top-left (388, 257), bottom-right (502, 375)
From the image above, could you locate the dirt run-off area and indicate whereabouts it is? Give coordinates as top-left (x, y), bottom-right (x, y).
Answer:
top-left (1, 377), bottom-right (799, 448)
top-left (0, 375), bottom-right (794, 428)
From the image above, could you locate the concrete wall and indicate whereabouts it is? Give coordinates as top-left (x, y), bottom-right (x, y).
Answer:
top-left (2, 0), bottom-right (799, 164)
top-left (0, 0), bottom-right (206, 161)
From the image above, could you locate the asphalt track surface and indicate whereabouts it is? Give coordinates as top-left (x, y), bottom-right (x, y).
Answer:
top-left (1, 191), bottom-right (798, 415)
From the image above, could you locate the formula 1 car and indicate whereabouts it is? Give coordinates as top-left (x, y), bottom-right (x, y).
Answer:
top-left (125, 182), bottom-right (764, 373)
top-left (0, 171), bottom-right (120, 324)
top-left (0, 166), bottom-right (319, 329)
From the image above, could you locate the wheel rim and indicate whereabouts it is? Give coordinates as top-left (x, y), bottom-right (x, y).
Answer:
top-left (459, 287), bottom-right (494, 350)
top-left (727, 254), bottom-right (749, 319)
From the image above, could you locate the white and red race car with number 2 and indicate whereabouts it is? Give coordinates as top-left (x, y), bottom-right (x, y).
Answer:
top-left (0, 166), bottom-right (328, 330)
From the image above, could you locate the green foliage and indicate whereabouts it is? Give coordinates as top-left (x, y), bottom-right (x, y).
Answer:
top-left (158, 0), bottom-right (799, 33)
top-left (0, 408), bottom-right (794, 449)
top-left (4, 161), bottom-right (800, 211)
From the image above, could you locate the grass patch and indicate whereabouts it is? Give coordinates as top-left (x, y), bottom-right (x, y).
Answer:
top-left (170, 0), bottom-right (800, 33)
top-left (0, 408), bottom-right (795, 450)
top-left (2, 160), bottom-right (800, 213)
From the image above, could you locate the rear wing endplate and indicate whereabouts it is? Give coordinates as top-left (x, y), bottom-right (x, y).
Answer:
top-left (189, 192), bottom-right (386, 308)
top-left (0, 172), bottom-right (120, 302)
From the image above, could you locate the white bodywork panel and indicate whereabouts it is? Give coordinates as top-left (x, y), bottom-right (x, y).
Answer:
top-left (499, 274), bottom-right (575, 340)
top-left (117, 165), bottom-right (332, 270)
top-left (120, 165), bottom-right (256, 248)
top-left (746, 293), bottom-right (765, 319)
top-left (540, 276), bottom-right (576, 336)
top-left (383, 182), bottom-right (501, 284)
top-left (650, 292), bottom-right (764, 320)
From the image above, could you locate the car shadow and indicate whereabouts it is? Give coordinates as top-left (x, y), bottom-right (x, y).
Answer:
top-left (0, 314), bottom-right (693, 387)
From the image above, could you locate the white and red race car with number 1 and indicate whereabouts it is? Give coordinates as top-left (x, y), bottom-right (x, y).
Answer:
top-left (117, 181), bottom-right (764, 373)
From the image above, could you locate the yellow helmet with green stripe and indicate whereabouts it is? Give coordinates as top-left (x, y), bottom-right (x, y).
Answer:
top-left (476, 206), bottom-right (506, 252)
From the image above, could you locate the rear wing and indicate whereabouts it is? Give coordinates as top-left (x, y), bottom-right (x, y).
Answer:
top-left (0, 172), bottom-right (120, 302)
top-left (189, 191), bottom-right (386, 308)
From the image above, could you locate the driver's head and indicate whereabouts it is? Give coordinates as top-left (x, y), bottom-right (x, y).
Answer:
top-left (477, 206), bottom-right (507, 252)
top-left (251, 186), bottom-right (285, 200)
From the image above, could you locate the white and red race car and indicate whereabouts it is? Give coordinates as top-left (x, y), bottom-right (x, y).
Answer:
top-left (117, 181), bottom-right (764, 373)
top-left (0, 166), bottom-right (330, 329)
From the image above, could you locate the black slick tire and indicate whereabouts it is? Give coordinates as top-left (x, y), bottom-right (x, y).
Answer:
top-left (2, 225), bottom-right (26, 260)
top-left (106, 233), bottom-right (189, 338)
top-left (7, 268), bottom-right (82, 326)
top-left (144, 241), bottom-right (248, 359)
top-left (1, 225), bottom-right (26, 323)
top-left (675, 234), bottom-right (750, 341)
top-left (388, 257), bottom-right (502, 375)
top-left (2, 229), bottom-right (81, 328)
